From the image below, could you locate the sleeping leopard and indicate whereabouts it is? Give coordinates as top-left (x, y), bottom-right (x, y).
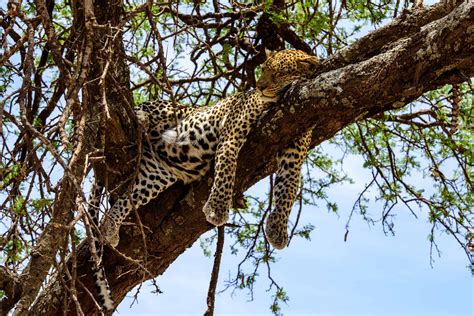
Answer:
top-left (88, 49), bottom-right (319, 310)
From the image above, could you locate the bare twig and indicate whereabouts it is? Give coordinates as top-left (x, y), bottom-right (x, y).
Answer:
top-left (204, 226), bottom-right (225, 316)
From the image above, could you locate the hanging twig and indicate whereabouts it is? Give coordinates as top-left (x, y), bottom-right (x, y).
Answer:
top-left (204, 226), bottom-right (225, 316)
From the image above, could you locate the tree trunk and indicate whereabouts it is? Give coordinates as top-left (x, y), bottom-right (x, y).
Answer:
top-left (30, 0), bottom-right (473, 314)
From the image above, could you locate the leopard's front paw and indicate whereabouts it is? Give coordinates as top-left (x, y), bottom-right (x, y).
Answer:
top-left (265, 212), bottom-right (288, 250)
top-left (202, 199), bottom-right (229, 226)
top-left (102, 219), bottom-right (120, 248)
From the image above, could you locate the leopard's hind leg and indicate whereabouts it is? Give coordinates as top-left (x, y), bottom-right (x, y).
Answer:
top-left (102, 151), bottom-right (177, 247)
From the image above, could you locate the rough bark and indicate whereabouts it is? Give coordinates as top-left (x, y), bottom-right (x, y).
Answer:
top-left (11, 0), bottom-right (135, 315)
top-left (6, 0), bottom-right (104, 314)
top-left (30, 0), bottom-right (473, 314)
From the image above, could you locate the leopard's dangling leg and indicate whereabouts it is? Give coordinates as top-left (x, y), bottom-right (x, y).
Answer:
top-left (102, 150), bottom-right (177, 247)
top-left (86, 180), bottom-right (114, 311)
top-left (203, 93), bottom-right (272, 226)
top-left (265, 129), bottom-right (312, 249)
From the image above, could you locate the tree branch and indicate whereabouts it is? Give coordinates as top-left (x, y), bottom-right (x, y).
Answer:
top-left (204, 226), bottom-right (225, 316)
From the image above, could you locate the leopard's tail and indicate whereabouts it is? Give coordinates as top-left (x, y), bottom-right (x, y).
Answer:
top-left (86, 180), bottom-right (114, 311)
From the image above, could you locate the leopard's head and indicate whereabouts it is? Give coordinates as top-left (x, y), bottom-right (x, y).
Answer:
top-left (256, 49), bottom-right (320, 99)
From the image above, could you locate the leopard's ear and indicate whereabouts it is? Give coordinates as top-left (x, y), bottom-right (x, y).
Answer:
top-left (298, 55), bottom-right (320, 73)
top-left (300, 55), bottom-right (320, 67)
top-left (264, 48), bottom-right (275, 58)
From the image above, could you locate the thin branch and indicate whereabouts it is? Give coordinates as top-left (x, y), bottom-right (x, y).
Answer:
top-left (204, 226), bottom-right (225, 316)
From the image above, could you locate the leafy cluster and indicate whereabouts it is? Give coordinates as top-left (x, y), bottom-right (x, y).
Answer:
top-left (336, 84), bottom-right (472, 263)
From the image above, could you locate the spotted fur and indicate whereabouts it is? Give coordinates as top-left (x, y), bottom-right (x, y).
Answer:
top-left (89, 49), bottom-right (319, 309)
top-left (265, 129), bottom-right (312, 249)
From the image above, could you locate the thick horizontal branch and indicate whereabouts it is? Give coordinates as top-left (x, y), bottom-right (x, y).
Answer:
top-left (31, 1), bottom-right (474, 314)
top-left (238, 0), bottom-right (474, 189)
top-left (319, 0), bottom-right (465, 72)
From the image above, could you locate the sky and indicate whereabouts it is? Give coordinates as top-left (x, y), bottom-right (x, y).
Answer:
top-left (117, 151), bottom-right (472, 316)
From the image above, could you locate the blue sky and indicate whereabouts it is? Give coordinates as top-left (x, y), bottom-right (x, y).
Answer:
top-left (117, 152), bottom-right (472, 315)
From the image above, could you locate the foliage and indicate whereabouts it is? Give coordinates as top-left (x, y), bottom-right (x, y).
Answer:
top-left (336, 84), bottom-right (472, 263)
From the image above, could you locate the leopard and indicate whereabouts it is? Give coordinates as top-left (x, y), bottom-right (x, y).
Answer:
top-left (88, 49), bottom-right (319, 311)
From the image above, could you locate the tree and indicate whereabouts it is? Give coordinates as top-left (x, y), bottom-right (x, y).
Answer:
top-left (0, 0), bottom-right (472, 314)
